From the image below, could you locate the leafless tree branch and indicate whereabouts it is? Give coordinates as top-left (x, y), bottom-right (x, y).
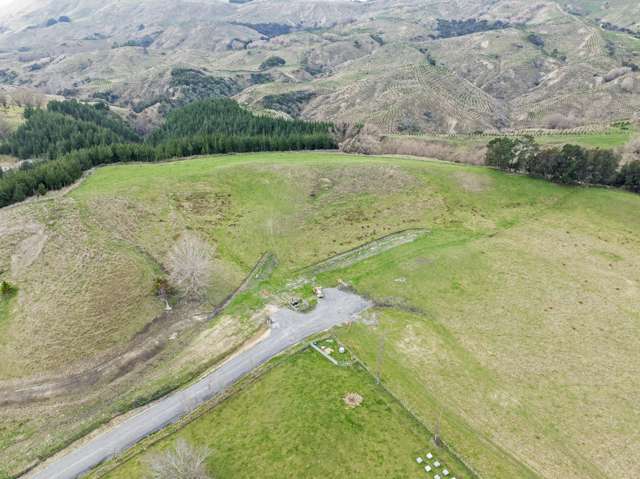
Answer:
top-left (167, 233), bottom-right (214, 299)
top-left (147, 439), bottom-right (211, 479)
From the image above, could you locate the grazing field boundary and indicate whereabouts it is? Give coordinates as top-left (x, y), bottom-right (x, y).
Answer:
top-left (339, 328), bottom-right (542, 479)
top-left (85, 335), bottom-right (479, 479)
top-left (340, 338), bottom-right (482, 479)
top-left (207, 251), bottom-right (277, 321)
top-left (309, 341), bottom-right (339, 366)
top-left (84, 344), bottom-right (305, 479)
top-left (301, 229), bottom-right (429, 275)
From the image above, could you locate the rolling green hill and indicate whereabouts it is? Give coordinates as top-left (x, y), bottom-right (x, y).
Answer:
top-left (1, 1), bottom-right (640, 478)
top-left (1, 151), bottom-right (639, 478)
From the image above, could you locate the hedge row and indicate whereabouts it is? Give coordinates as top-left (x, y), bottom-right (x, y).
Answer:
top-left (486, 137), bottom-right (640, 193)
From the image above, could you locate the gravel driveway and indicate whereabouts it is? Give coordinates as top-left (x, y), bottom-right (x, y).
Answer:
top-left (27, 288), bottom-right (371, 479)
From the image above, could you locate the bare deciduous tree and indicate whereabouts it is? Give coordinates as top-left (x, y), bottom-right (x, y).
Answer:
top-left (621, 76), bottom-right (635, 93)
top-left (12, 88), bottom-right (46, 108)
top-left (147, 439), bottom-right (211, 479)
top-left (0, 118), bottom-right (10, 140)
top-left (167, 233), bottom-right (214, 299)
top-left (621, 136), bottom-right (640, 164)
top-left (11, 89), bottom-right (30, 107)
top-left (543, 113), bottom-right (577, 130)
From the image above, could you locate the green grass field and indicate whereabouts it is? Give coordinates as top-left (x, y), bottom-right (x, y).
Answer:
top-left (94, 349), bottom-right (472, 479)
top-left (534, 129), bottom-right (635, 148)
top-left (392, 125), bottom-right (635, 150)
top-left (2, 152), bottom-right (639, 478)
top-left (320, 183), bottom-right (640, 478)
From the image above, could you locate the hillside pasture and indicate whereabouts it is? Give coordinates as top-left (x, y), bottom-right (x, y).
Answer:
top-left (1, 152), bottom-right (639, 479)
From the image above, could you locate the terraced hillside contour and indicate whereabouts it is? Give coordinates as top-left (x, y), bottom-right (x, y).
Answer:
top-left (0, 0), bottom-right (639, 132)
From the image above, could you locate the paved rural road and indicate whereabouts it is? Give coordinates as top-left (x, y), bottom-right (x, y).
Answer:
top-left (27, 288), bottom-right (371, 479)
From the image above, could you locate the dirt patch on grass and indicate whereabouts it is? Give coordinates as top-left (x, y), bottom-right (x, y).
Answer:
top-left (172, 188), bottom-right (238, 227)
top-left (318, 164), bottom-right (419, 196)
top-left (0, 247), bottom-right (272, 405)
top-left (414, 256), bottom-right (436, 266)
top-left (454, 171), bottom-right (493, 192)
top-left (0, 300), bottom-right (193, 405)
top-left (0, 154), bottom-right (18, 170)
top-left (343, 392), bottom-right (364, 408)
top-left (173, 314), bottom-right (262, 372)
top-left (0, 224), bottom-right (36, 278)
top-left (0, 336), bottom-right (165, 406)
top-left (252, 162), bottom-right (420, 198)
top-left (86, 196), bottom-right (174, 249)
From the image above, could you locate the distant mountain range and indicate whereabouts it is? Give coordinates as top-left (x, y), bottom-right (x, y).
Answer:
top-left (0, 0), bottom-right (639, 133)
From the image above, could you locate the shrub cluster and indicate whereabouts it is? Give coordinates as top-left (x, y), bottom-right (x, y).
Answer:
top-left (261, 91), bottom-right (316, 117)
top-left (1, 281), bottom-right (17, 297)
top-left (436, 18), bottom-right (510, 39)
top-left (486, 137), bottom-right (640, 193)
top-left (169, 68), bottom-right (241, 105)
top-left (618, 161), bottom-right (640, 193)
top-left (527, 33), bottom-right (545, 48)
top-left (259, 56), bottom-right (286, 70)
top-left (600, 21), bottom-right (640, 40)
top-left (235, 22), bottom-right (293, 38)
top-left (44, 16), bottom-right (71, 27)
